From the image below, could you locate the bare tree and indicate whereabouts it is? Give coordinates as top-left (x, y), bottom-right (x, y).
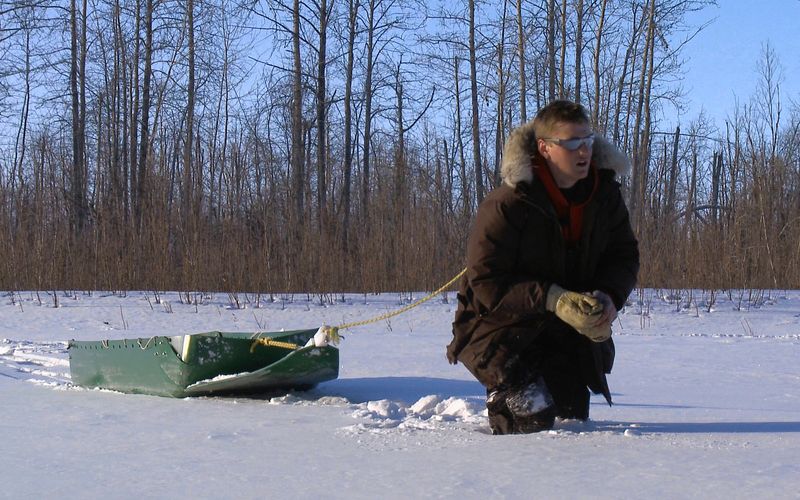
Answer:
top-left (291, 0), bottom-right (305, 222)
top-left (574, 0), bottom-right (584, 104)
top-left (516, 0), bottom-right (527, 122)
top-left (340, 0), bottom-right (360, 252)
top-left (591, 0), bottom-right (607, 125)
top-left (70, 0), bottom-right (88, 233)
top-left (454, 55), bottom-right (470, 219)
top-left (628, 0), bottom-right (655, 229)
top-left (315, 0), bottom-right (334, 228)
top-left (135, 0), bottom-right (154, 233)
top-left (361, 0), bottom-right (378, 219)
top-left (468, 0), bottom-right (484, 202)
top-left (666, 125), bottom-right (680, 216)
top-left (546, 0), bottom-right (556, 101)
top-left (183, 0), bottom-right (196, 226)
top-left (492, 0), bottom-right (509, 186)
top-left (558, 0), bottom-right (566, 97)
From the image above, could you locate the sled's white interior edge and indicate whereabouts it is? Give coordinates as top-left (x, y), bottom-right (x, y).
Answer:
top-left (182, 335), bottom-right (192, 362)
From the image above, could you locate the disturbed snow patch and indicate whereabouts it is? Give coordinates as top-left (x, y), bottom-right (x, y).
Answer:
top-left (347, 394), bottom-right (486, 432)
top-left (264, 390), bottom-right (487, 433)
top-left (0, 339), bottom-right (71, 386)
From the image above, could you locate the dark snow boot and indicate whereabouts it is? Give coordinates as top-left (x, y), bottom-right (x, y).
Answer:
top-left (486, 391), bottom-right (515, 435)
top-left (487, 377), bottom-right (556, 435)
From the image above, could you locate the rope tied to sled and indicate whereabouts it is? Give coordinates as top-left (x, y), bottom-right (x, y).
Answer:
top-left (249, 336), bottom-right (303, 352)
top-left (319, 267), bottom-right (467, 345)
top-left (249, 268), bottom-right (467, 352)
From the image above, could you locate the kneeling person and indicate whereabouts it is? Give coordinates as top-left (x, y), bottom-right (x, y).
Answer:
top-left (447, 100), bottom-right (639, 434)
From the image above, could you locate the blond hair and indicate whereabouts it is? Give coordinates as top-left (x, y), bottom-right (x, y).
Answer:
top-left (532, 100), bottom-right (590, 139)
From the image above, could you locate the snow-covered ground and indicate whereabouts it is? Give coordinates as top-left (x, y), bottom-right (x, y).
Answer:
top-left (1, 289), bottom-right (798, 499)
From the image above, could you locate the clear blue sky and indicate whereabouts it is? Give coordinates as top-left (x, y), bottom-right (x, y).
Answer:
top-left (668, 0), bottom-right (800, 128)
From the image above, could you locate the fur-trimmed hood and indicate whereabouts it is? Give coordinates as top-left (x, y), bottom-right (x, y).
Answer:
top-left (500, 119), bottom-right (630, 188)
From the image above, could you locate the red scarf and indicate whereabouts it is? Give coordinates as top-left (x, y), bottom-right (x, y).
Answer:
top-left (534, 162), bottom-right (598, 245)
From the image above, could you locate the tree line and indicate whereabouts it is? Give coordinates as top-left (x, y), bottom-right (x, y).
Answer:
top-left (1, 0), bottom-right (799, 296)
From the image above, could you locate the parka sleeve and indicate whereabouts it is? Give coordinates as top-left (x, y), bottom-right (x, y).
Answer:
top-left (592, 186), bottom-right (640, 310)
top-left (465, 193), bottom-right (549, 318)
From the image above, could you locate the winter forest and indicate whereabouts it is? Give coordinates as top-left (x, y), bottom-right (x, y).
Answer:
top-left (0, 0), bottom-right (798, 295)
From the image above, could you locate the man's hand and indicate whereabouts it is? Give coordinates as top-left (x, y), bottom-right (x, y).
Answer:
top-left (546, 284), bottom-right (604, 330)
top-left (590, 290), bottom-right (617, 326)
top-left (546, 285), bottom-right (615, 343)
top-left (577, 322), bottom-right (612, 343)
top-left (576, 291), bottom-right (616, 342)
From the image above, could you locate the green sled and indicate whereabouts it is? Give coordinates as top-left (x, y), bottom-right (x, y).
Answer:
top-left (68, 329), bottom-right (339, 398)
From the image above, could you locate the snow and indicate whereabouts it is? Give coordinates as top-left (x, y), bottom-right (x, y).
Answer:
top-left (1, 290), bottom-right (799, 498)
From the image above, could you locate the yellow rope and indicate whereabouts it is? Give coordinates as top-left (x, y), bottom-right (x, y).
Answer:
top-left (249, 336), bottom-right (301, 352)
top-left (249, 267), bottom-right (467, 352)
top-left (321, 267), bottom-right (467, 345)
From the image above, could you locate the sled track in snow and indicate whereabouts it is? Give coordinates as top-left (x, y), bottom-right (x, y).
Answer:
top-left (0, 339), bottom-right (72, 386)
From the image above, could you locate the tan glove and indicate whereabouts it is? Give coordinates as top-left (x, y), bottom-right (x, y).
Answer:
top-left (576, 291), bottom-right (616, 343)
top-left (576, 321), bottom-right (612, 342)
top-left (590, 290), bottom-right (617, 325)
top-left (546, 284), bottom-right (603, 330)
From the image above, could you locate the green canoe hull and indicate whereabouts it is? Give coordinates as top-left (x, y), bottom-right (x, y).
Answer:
top-left (68, 329), bottom-right (338, 398)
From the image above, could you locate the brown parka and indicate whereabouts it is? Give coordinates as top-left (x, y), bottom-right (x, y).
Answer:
top-left (447, 121), bottom-right (639, 403)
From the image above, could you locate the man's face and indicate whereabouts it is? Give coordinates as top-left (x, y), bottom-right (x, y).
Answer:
top-left (537, 121), bottom-right (593, 188)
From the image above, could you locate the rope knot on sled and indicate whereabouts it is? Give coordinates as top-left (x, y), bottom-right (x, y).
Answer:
top-left (249, 325), bottom-right (341, 352)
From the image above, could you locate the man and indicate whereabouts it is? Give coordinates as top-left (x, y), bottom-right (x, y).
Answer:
top-left (447, 100), bottom-right (639, 434)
